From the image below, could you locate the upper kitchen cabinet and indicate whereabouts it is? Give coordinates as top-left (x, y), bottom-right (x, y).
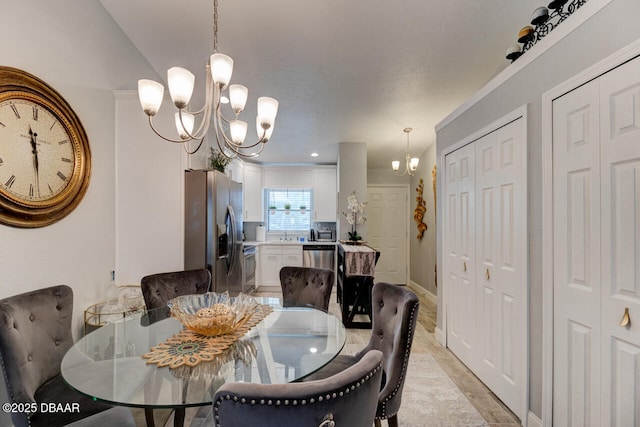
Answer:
top-left (243, 163), bottom-right (263, 222)
top-left (227, 159), bottom-right (244, 183)
top-left (263, 168), bottom-right (314, 188)
top-left (313, 167), bottom-right (337, 222)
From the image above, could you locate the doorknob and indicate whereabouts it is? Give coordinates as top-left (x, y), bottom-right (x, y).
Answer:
top-left (620, 307), bottom-right (631, 328)
top-left (485, 268), bottom-right (490, 280)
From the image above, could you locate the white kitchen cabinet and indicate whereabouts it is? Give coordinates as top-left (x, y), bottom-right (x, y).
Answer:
top-left (263, 168), bottom-right (314, 189)
top-left (313, 167), bottom-right (337, 222)
top-left (257, 245), bottom-right (302, 287)
top-left (243, 163), bottom-right (263, 222)
top-left (226, 158), bottom-right (244, 183)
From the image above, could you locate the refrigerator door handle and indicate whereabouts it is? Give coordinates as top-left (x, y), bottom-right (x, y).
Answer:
top-left (227, 205), bottom-right (237, 276)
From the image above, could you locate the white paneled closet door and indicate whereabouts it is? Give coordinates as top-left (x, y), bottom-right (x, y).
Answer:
top-left (474, 119), bottom-right (527, 418)
top-left (553, 56), bottom-right (640, 426)
top-left (445, 142), bottom-right (476, 365)
top-left (552, 79), bottom-right (602, 427)
top-left (445, 116), bottom-right (527, 421)
top-left (599, 58), bottom-right (640, 427)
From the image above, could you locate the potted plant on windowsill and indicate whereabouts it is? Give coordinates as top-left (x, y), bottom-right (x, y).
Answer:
top-left (299, 205), bottom-right (307, 214)
top-left (269, 205), bottom-right (276, 214)
top-left (284, 203), bottom-right (291, 215)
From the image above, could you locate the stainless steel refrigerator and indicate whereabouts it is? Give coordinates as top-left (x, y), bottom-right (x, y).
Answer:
top-left (184, 169), bottom-right (244, 294)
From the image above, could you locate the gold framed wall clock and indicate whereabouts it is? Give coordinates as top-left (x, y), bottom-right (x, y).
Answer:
top-left (0, 67), bottom-right (91, 227)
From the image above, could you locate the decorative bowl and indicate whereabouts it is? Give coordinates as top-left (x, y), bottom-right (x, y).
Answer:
top-left (167, 292), bottom-right (259, 336)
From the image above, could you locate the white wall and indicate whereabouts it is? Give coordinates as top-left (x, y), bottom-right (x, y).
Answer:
top-left (409, 144), bottom-right (437, 296)
top-left (338, 142), bottom-right (368, 240)
top-left (435, 0), bottom-right (640, 418)
top-left (0, 0), bottom-right (160, 332)
top-left (114, 92), bottom-right (186, 285)
top-left (0, 2), bottom-right (161, 422)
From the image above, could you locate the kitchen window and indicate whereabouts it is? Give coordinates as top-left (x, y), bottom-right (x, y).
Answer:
top-left (265, 189), bottom-right (312, 231)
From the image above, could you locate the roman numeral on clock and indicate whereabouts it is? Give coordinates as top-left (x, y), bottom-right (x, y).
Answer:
top-left (32, 106), bottom-right (38, 121)
top-left (56, 171), bottom-right (67, 181)
top-left (5, 175), bottom-right (16, 188)
top-left (11, 104), bottom-right (20, 119)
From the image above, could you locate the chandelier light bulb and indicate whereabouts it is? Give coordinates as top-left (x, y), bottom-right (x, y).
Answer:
top-left (392, 161), bottom-right (400, 171)
top-left (210, 53), bottom-right (234, 88)
top-left (175, 112), bottom-right (195, 140)
top-left (229, 84), bottom-right (248, 113)
top-left (138, 79), bottom-right (165, 116)
top-left (230, 120), bottom-right (248, 144)
top-left (256, 116), bottom-right (274, 141)
top-left (410, 157), bottom-right (420, 171)
top-left (257, 97), bottom-right (279, 126)
top-left (167, 67), bottom-right (195, 109)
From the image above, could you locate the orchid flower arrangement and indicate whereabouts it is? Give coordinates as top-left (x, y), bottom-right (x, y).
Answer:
top-left (343, 190), bottom-right (367, 241)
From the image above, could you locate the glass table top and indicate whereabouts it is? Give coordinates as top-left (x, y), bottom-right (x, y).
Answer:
top-left (61, 297), bottom-right (346, 409)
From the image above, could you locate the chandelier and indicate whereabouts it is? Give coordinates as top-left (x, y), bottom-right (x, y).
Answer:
top-left (392, 128), bottom-right (419, 176)
top-left (136, 0), bottom-right (279, 158)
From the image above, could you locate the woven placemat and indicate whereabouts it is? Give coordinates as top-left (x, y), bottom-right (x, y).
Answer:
top-left (142, 304), bottom-right (272, 369)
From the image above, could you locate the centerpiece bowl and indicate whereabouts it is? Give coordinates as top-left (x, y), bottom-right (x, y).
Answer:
top-left (167, 292), bottom-right (258, 336)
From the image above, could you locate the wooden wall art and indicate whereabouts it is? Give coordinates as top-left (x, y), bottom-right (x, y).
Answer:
top-left (414, 178), bottom-right (427, 240)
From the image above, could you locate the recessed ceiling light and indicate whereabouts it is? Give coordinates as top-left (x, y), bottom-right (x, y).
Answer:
top-left (311, 152), bottom-right (319, 157)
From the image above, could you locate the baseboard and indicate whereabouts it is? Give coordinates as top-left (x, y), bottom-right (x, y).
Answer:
top-left (527, 411), bottom-right (542, 427)
top-left (408, 281), bottom-right (437, 304)
top-left (434, 327), bottom-right (446, 346)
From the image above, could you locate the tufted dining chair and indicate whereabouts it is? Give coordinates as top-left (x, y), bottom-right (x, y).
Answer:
top-left (0, 285), bottom-right (135, 427)
top-left (304, 282), bottom-right (420, 427)
top-left (141, 268), bottom-right (211, 322)
top-left (140, 268), bottom-right (211, 426)
top-left (279, 266), bottom-right (334, 310)
top-left (271, 267), bottom-right (335, 380)
top-left (213, 349), bottom-right (384, 427)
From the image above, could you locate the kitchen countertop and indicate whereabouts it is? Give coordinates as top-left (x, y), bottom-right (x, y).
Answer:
top-left (243, 241), bottom-right (336, 246)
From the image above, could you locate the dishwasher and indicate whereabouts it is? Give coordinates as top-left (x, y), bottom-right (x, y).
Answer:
top-left (302, 244), bottom-right (336, 272)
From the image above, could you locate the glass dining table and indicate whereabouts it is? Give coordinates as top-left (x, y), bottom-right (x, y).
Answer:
top-left (61, 298), bottom-right (346, 427)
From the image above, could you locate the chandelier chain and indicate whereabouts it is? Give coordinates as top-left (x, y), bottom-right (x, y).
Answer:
top-left (213, 0), bottom-right (219, 53)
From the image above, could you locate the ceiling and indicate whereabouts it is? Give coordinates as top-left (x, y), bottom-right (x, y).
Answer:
top-left (100, 0), bottom-right (539, 168)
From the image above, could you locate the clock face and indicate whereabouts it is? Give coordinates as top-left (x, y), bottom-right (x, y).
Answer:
top-left (0, 66), bottom-right (91, 228)
top-left (0, 94), bottom-right (78, 206)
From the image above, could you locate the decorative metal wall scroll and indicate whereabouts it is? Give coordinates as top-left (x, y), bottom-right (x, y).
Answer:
top-left (414, 179), bottom-right (427, 240)
top-left (506, 0), bottom-right (589, 62)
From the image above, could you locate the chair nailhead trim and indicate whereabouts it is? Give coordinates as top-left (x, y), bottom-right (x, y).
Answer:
top-left (212, 362), bottom-right (383, 427)
top-left (378, 300), bottom-right (419, 419)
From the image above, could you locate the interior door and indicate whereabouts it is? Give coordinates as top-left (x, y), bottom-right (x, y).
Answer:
top-left (474, 119), bottom-right (527, 417)
top-left (444, 143), bottom-right (476, 365)
top-left (445, 115), bottom-right (527, 422)
top-left (553, 79), bottom-right (601, 427)
top-left (553, 56), bottom-right (640, 426)
top-left (367, 186), bottom-right (408, 284)
top-left (598, 57), bottom-right (640, 427)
